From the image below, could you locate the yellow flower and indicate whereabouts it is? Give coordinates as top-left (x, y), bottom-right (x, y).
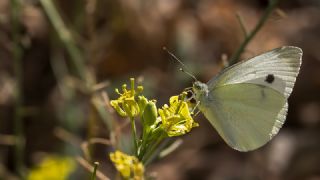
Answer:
top-left (109, 151), bottom-right (144, 180)
top-left (110, 78), bottom-right (143, 117)
top-left (27, 155), bottom-right (75, 180)
top-left (158, 92), bottom-right (199, 137)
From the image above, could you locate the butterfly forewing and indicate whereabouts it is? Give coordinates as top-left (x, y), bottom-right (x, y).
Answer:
top-left (207, 46), bottom-right (302, 98)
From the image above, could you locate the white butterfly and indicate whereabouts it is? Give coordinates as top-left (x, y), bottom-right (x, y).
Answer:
top-left (192, 46), bottom-right (302, 151)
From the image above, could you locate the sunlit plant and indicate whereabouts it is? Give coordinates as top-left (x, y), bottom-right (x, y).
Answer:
top-left (109, 78), bottom-right (198, 179)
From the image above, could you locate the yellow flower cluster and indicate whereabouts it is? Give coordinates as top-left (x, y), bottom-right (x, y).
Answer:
top-left (109, 78), bottom-right (199, 178)
top-left (110, 78), bottom-right (143, 117)
top-left (110, 151), bottom-right (144, 180)
top-left (110, 78), bottom-right (199, 137)
top-left (27, 155), bottom-right (75, 180)
top-left (159, 93), bottom-right (199, 137)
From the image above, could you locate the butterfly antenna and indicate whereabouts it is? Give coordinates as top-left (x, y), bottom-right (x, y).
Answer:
top-left (163, 47), bottom-right (198, 81)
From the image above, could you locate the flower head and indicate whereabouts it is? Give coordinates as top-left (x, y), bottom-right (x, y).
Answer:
top-left (110, 78), bottom-right (144, 117)
top-left (27, 155), bottom-right (75, 180)
top-left (159, 92), bottom-right (199, 137)
top-left (109, 151), bottom-right (144, 180)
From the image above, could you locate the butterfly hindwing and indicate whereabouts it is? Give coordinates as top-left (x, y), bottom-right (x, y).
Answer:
top-left (199, 83), bottom-right (286, 151)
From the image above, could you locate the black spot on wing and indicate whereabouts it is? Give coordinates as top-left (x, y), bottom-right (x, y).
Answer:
top-left (265, 74), bottom-right (275, 84)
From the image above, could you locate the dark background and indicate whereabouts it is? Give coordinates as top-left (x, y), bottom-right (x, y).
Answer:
top-left (1, 0), bottom-right (320, 179)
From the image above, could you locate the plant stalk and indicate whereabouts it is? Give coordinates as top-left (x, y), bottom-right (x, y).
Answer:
top-left (39, 0), bottom-right (86, 81)
top-left (130, 117), bottom-right (138, 156)
top-left (11, 0), bottom-right (24, 176)
top-left (229, 0), bottom-right (279, 65)
top-left (91, 162), bottom-right (99, 180)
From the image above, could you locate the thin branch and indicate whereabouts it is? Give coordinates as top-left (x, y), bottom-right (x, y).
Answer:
top-left (39, 0), bottom-right (86, 80)
top-left (85, 0), bottom-right (97, 41)
top-left (54, 127), bottom-right (82, 147)
top-left (11, 0), bottom-right (24, 176)
top-left (76, 157), bottom-right (110, 180)
top-left (159, 139), bottom-right (183, 158)
top-left (235, 12), bottom-right (248, 38)
top-left (91, 162), bottom-right (99, 180)
top-left (91, 93), bottom-right (116, 138)
top-left (54, 128), bottom-right (111, 180)
top-left (229, 0), bottom-right (280, 65)
top-left (81, 138), bottom-right (112, 160)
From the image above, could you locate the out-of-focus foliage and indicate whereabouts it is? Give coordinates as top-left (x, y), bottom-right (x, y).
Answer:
top-left (1, 0), bottom-right (320, 179)
top-left (27, 155), bottom-right (76, 180)
top-left (110, 151), bottom-right (144, 180)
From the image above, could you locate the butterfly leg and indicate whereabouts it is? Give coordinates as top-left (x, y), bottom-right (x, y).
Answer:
top-left (193, 110), bottom-right (201, 117)
top-left (184, 87), bottom-right (193, 91)
top-left (191, 101), bottom-right (200, 114)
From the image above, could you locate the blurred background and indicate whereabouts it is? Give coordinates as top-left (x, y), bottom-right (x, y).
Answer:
top-left (1, 0), bottom-right (320, 179)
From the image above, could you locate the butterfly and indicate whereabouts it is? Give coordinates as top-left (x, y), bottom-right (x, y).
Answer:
top-left (192, 46), bottom-right (302, 151)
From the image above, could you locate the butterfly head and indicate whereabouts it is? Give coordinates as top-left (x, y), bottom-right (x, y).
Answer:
top-left (192, 81), bottom-right (209, 99)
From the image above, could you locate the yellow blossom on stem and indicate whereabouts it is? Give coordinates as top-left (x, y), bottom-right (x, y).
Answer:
top-left (159, 92), bottom-right (199, 137)
top-left (110, 151), bottom-right (144, 180)
top-left (110, 78), bottom-right (144, 117)
top-left (27, 155), bottom-right (75, 180)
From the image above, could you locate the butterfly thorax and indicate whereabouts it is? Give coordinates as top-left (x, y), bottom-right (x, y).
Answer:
top-left (192, 81), bottom-right (209, 102)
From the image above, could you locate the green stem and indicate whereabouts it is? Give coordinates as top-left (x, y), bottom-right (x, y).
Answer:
top-left (91, 162), bottom-right (99, 180)
top-left (11, 0), bottom-right (24, 176)
top-left (145, 138), bottom-right (170, 166)
top-left (130, 117), bottom-right (138, 156)
top-left (138, 126), bottom-right (162, 160)
top-left (229, 0), bottom-right (279, 65)
top-left (142, 134), bottom-right (165, 164)
top-left (39, 0), bottom-right (86, 81)
top-left (138, 129), bottom-right (150, 160)
top-left (236, 13), bottom-right (248, 38)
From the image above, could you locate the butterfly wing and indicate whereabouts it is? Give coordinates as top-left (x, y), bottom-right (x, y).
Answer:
top-left (199, 83), bottom-right (287, 151)
top-left (208, 46), bottom-right (302, 98)
top-left (199, 46), bottom-right (302, 151)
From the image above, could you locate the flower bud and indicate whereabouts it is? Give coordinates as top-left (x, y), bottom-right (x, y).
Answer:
top-left (142, 101), bottom-right (157, 130)
top-left (137, 96), bottom-right (148, 115)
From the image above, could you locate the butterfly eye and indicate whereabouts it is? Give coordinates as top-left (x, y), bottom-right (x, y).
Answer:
top-left (193, 82), bottom-right (201, 90)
